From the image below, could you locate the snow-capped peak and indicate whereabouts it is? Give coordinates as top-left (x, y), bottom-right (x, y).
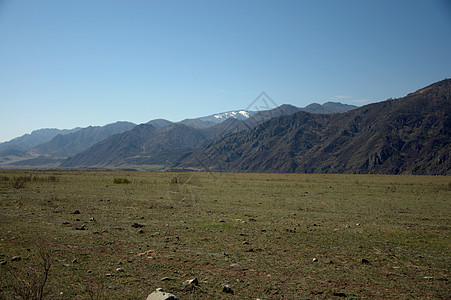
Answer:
top-left (212, 110), bottom-right (252, 121)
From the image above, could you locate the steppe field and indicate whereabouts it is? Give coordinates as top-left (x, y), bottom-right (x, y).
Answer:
top-left (0, 170), bottom-right (449, 299)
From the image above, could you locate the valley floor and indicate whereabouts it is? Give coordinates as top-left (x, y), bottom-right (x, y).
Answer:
top-left (0, 170), bottom-right (449, 299)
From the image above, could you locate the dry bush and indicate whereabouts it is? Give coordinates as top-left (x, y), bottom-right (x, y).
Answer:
top-left (7, 245), bottom-right (52, 300)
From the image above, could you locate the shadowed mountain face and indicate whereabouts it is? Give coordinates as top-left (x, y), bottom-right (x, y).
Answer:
top-left (177, 79), bottom-right (451, 175)
top-left (61, 104), bottom-right (303, 168)
top-left (0, 128), bottom-right (81, 152)
top-left (32, 121), bottom-right (136, 157)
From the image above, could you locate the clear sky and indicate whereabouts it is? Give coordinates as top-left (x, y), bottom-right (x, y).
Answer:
top-left (1, 0), bottom-right (450, 142)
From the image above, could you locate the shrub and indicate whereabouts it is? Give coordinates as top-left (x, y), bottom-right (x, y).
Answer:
top-left (7, 245), bottom-right (52, 300)
top-left (113, 178), bottom-right (131, 184)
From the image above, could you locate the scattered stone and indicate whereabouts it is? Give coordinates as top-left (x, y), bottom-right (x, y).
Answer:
top-left (89, 217), bottom-right (95, 221)
top-left (183, 278), bottom-right (199, 290)
top-left (132, 223), bottom-right (144, 228)
top-left (312, 258), bottom-right (318, 262)
top-left (75, 224), bottom-right (86, 230)
top-left (87, 270), bottom-right (93, 274)
top-left (423, 276), bottom-right (434, 280)
top-left (138, 249), bottom-right (156, 257)
top-left (146, 288), bottom-right (178, 300)
top-left (116, 267), bottom-right (125, 272)
top-left (356, 223), bottom-right (361, 226)
top-left (219, 219), bottom-right (225, 223)
top-left (1, 260), bottom-right (7, 265)
top-left (72, 210), bottom-right (80, 214)
top-left (222, 285), bottom-right (234, 294)
top-left (62, 221), bottom-right (71, 225)
top-left (11, 256), bottom-right (21, 262)
top-left (345, 225), bottom-right (351, 228)
top-left (229, 263), bottom-right (241, 268)
top-left (333, 291), bottom-right (347, 297)
top-left (72, 258), bottom-right (78, 263)
top-left (361, 258), bottom-right (370, 264)
top-left (138, 229), bottom-right (144, 234)
top-left (105, 273), bottom-right (113, 277)
top-left (160, 277), bottom-right (174, 281)
top-left (63, 263), bottom-right (71, 268)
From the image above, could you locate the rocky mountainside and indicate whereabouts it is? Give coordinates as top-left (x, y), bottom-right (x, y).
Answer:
top-left (31, 121), bottom-right (136, 157)
top-left (177, 79), bottom-right (451, 175)
top-left (61, 104), bottom-right (303, 168)
top-left (0, 128), bottom-right (80, 153)
top-left (1, 122), bottom-right (136, 167)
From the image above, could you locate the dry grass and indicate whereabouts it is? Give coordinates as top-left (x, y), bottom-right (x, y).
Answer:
top-left (0, 170), bottom-right (450, 299)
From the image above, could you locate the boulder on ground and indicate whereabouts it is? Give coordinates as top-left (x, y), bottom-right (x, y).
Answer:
top-left (146, 288), bottom-right (178, 300)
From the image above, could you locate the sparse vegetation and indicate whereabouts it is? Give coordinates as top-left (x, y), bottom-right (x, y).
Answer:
top-left (3, 245), bottom-right (52, 300)
top-left (0, 170), bottom-right (449, 299)
top-left (113, 177), bottom-right (131, 184)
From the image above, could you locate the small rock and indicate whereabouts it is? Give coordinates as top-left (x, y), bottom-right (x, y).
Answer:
top-left (105, 273), bottom-right (113, 277)
top-left (222, 285), bottom-right (234, 294)
top-left (1, 260), bottom-right (7, 265)
top-left (219, 219), bottom-right (225, 223)
top-left (146, 288), bottom-right (178, 300)
top-left (361, 258), bottom-right (370, 264)
top-left (138, 229), bottom-right (144, 234)
top-left (11, 256), bottom-right (21, 262)
top-left (160, 277), bottom-right (174, 281)
top-left (312, 258), bottom-right (318, 262)
top-left (72, 210), bottom-right (80, 214)
top-left (72, 258), bottom-right (78, 263)
top-left (87, 270), bottom-right (93, 274)
top-left (132, 223), bottom-right (144, 228)
top-left (75, 224), bottom-right (86, 230)
top-left (229, 263), bottom-right (241, 268)
top-left (356, 223), bottom-right (361, 226)
top-left (89, 217), bottom-right (95, 221)
top-left (116, 268), bottom-right (125, 272)
top-left (183, 278), bottom-right (199, 289)
top-left (242, 241), bottom-right (250, 245)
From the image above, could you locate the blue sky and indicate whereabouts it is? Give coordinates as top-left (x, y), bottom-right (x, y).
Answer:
top-left (1, 0), bottom-right (450, 142)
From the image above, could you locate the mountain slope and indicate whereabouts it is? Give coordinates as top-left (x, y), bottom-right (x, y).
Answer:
top-left (178, 79), bottom-right (451, 175)
top-left (61, 123), bottom-right (211, 167)
top-left (31, 121), bottom-right (136, 157)
top-left (0, 128), bottom-right (80, 152)
top-left (61, 105), bottom-right (303, 168)
top-left (302, 101), bottom-right (357, 114)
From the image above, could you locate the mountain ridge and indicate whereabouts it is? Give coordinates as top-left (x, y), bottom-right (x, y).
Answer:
top-left (177, 79), bottom-right (450, 175)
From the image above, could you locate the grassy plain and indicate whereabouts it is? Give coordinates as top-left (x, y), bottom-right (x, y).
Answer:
top-left (0, 170), bottom-right (449, 299)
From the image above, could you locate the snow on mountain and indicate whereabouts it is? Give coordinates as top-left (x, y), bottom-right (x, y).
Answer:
top-left (199, 110), bottom-right (256, 124)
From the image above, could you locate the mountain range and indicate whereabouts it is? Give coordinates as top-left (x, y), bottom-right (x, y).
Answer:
top-left (177, 79), bottom-right (451, 175)
top-left (0, 80), bottom-right (449, 175)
